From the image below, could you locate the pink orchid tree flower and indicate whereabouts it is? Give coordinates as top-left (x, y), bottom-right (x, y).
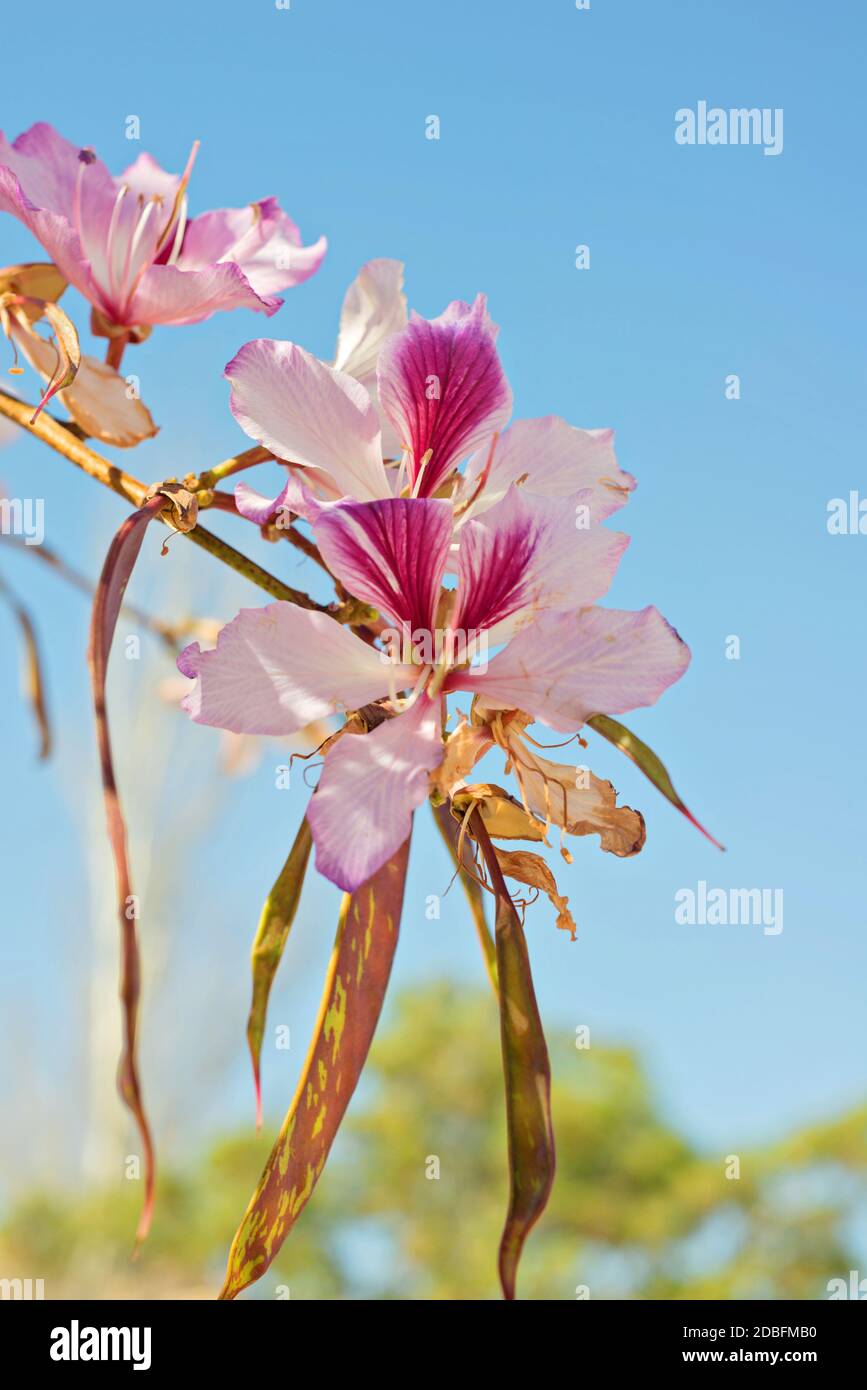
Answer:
top-left (178, 487), bottom-right (688, 893)
top-left (225, 260), bottom-right (635, 532)
top-left (0, 123), bottom-right (326, 352)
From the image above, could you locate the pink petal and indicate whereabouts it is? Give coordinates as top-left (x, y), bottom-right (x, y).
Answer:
top-left (455, 485), bottom-right (628, 640)
top-left (307, 695), bottom-right (443, 890)
top-left (120, 151), bottom-right (181, 202)
top-left (465, 418), bottom-right (636, 521)
top-left (333, 259), bottom-right (408, 458)
top-left (175, 206), bottom-right (256, 266)
top-left (0, 122), bottom-right (108, 220)
top-left (333, 258), bottom-right (408, 384)
top-left (178, 197), bottom-right (326, 294)
top-left (0, 125), bottom-right (146, 320)
top-left (453, 606), bottom-right (690, 732)
top-left (377, 294), bottom-right (512, 495)
top-left (232, 479), bottom-right (291, 527)
top-left (225, 339), bottom-right (391, 501)
top-left (128, 260), bottom-right (279, 326)
top-left (178, 603), bottom-right (415, 735)
top-left (238, 198), bottom-right (326, 293)
top-left (312, 496), bottom-right (453, 630)
top-left (0, 126), bottom-right (105, 302)
top-left (232, 469), bottom-right (313, 525)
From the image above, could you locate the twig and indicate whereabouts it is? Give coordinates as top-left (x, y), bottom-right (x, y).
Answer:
top-left (0, 386), bottom-right (342, 615)
top-left (0, 386), bottom-right (147, 505)
top-left (193, 444), bottom-right (272, 490)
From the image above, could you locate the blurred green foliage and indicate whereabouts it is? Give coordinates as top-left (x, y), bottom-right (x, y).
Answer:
top-left (2, 983), bottom-right (865, 1300)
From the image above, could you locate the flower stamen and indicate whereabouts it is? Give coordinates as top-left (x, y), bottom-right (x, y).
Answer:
top-left (410, 448), bottom-right (433, 498)
top-left (123, 197), bottom-right (159, 306)
top-left (154, 139), bottom-right (200, 257)
top-left (72, 148), bottom-right (97, 250)
top-left (105, 184), bottom-right (129, 303)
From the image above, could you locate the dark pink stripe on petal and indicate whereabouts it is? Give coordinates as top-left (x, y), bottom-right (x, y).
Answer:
top-left (312, 496), bottom-right (453, 632)
top-left (377, 295), bottom-right (512, 496)
top-left (455, 487), bottom-right (628, 636)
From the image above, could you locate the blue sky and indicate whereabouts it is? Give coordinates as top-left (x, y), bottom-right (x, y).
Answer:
top-left (1, 0), bottom-right (865, 1206)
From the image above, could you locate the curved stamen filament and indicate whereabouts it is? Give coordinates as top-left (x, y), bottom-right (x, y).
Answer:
top-left (72, 150), bottom-right (96, 251)
top-left (105, 185), bottom-right (129, 302)
top-left (165, 195), bottom-right (189, 267)
top-left (114, 198), bottom-right (163, 319)
top-left (124, 200), bottom-right (158, 287)
top-left (154, 139), bottom-right (200, 257)
top-left (118, 193), bottom-right (143, 298)
top-left (521, 728), bottom-right (585, 752)
top-left (410, 448), bottom-right (433, 498)
top-left (455, 431), bottom-right (499, 519)
top-left (392, 663), bottom-right (432, 714)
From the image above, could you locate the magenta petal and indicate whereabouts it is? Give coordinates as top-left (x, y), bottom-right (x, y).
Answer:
top-left (178, 603), bottom-right (414, 735)
top-left (455, 485), bottom-right (628, 638)
top-left (453, 605), bottom-right (690, 732)
top-left (377, 294), bottom-right (512, 495)
top-left (307, 696), bottom-right (443, 891)
top-left (312, 496), bottom-right (453, 631)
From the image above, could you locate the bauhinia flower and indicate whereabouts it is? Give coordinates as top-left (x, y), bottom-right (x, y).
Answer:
top-left (178, 487), bottom-right (688, 895)
top-left (0, 123), bottom-right (326, 346)
top-left (226, 260), bottom-right (636, 529)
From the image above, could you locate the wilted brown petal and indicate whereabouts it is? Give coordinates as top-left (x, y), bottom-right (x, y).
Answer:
top-left (0, 261), bottom-right (67, 313)
top-left (494, 846), bottom-right (578, 940)
top-left (452, 782), bottom-right (548, 843)
top-left (8, 318), bottom-right (157, 447)
top-left (510, 742), bottom-right (646, 858)
top-left (0, 294), bottom-right (81, 420)
top-left (430, 714), bottom-right (492, 800)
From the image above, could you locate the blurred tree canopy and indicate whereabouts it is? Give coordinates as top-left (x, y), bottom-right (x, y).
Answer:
top-left (2, 983), bottom-right (865, 1300)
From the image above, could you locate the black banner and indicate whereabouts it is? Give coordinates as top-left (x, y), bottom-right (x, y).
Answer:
top-left (1, 1297), bottom-right (863, 1374)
